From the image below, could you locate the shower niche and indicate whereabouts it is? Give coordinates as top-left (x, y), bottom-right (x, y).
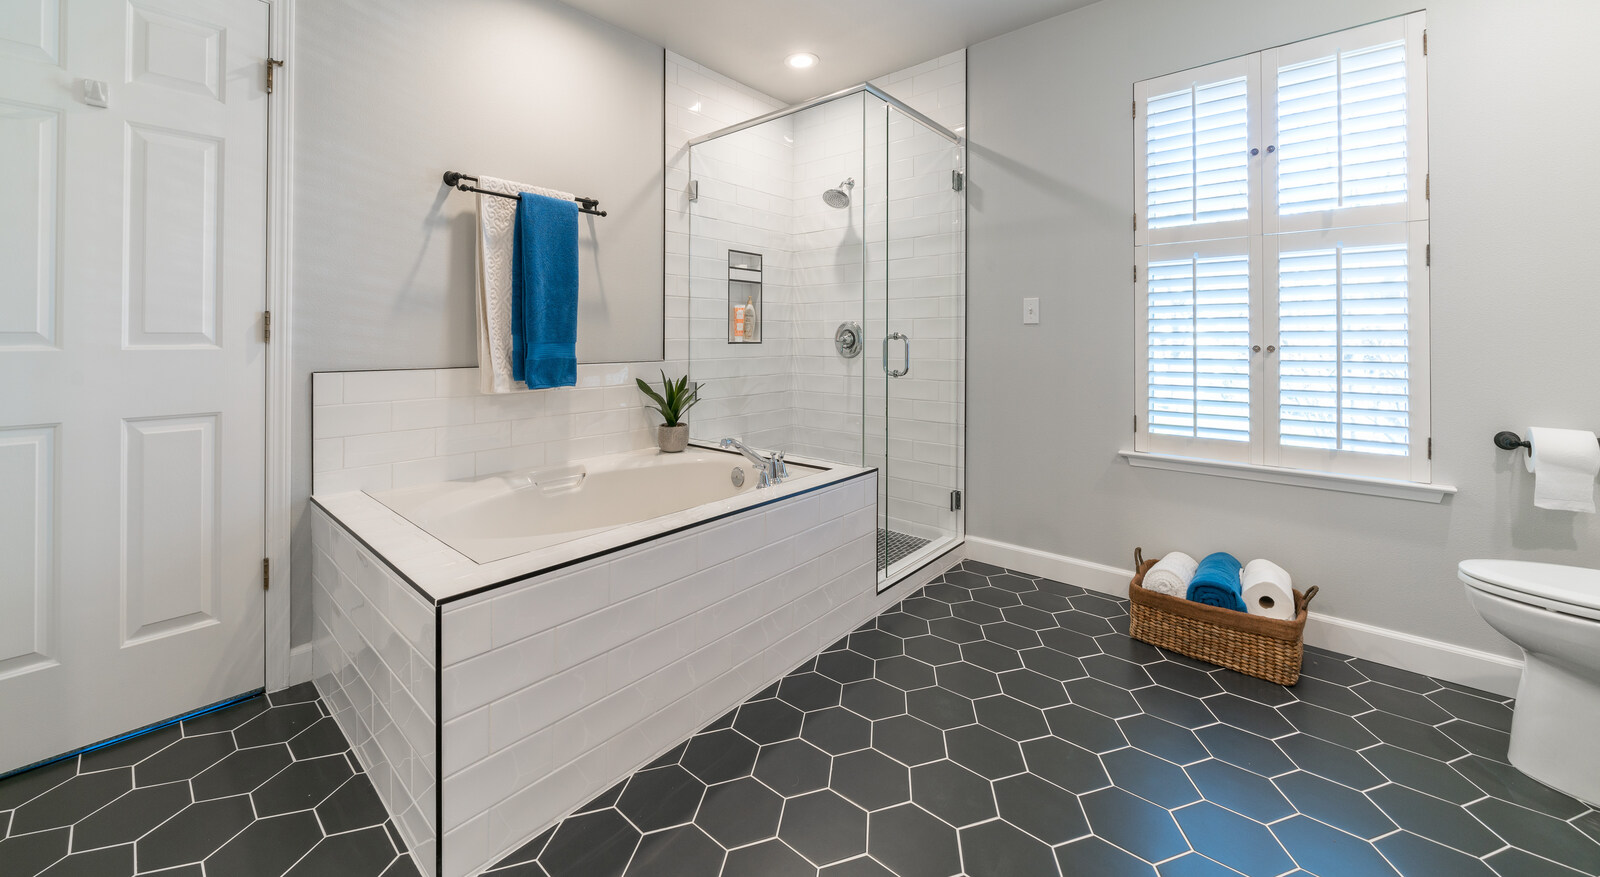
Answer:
top-left (727, 250), bottom-right (762, 343)
top-left (687, 84), bottom-right (966, 588)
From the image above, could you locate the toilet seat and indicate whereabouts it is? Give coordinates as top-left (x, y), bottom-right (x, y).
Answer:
top-left (1458, 559), bottom-right (1600, 623)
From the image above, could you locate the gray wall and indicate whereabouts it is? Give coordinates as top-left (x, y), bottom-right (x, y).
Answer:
top-left (967, 0), bottom-right (1600, 659)
top-left (290, 0), bottom-right (665, 644)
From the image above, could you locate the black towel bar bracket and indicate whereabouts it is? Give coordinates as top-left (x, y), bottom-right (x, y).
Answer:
top-left (1494, 430), bottom-right (1600, 451)
top-left (442, 171), bottom-right (607, 216)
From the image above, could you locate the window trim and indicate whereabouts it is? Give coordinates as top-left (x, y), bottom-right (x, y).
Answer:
top-left (1120, 450), bottom-right (1455, 503)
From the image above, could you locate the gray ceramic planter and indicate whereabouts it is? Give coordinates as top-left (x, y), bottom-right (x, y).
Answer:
top-left (657, 424), bottom-right (689, 453)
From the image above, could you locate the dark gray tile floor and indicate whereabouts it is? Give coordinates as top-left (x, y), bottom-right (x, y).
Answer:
top-left (484, 561), bottom-right (1600, 877)
top-left (0, 683), bottom-right (421, 877)
top-left (6, 561), bottom-right (1600, 877)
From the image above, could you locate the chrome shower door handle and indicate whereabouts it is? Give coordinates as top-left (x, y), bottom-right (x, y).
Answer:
top-left (883, 332), bottom-right (910, 377)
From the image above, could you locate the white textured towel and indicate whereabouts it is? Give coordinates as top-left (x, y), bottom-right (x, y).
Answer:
top-left (1242, 559), bottom-right (1295, 620)
top-left (1525, 427), bottom-right (1600, 513)
top-left (475, 175), bottom-right (577, 394)
top-left (1143, 551), bottom-right (1198, 598)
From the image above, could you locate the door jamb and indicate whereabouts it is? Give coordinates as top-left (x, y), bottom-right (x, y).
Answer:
top-left (264, 0), bottom-right (296, 691)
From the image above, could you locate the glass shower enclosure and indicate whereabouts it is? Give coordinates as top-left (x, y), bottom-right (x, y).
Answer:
top-left (687, 84), bottom-right (965, 589)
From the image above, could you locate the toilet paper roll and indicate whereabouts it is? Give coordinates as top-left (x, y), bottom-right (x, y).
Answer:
top-left (1525, 426), bottom-right (1600, 513)
top-left (1241, 559), bottom-right (1295, 620)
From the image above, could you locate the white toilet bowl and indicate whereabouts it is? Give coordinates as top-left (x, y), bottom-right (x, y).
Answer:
top-left (1459, 559), bottom-right (1600, 807)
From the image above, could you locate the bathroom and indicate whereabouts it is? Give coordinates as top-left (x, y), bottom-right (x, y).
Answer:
top-left (1, 0), bottom-right (1598, 875)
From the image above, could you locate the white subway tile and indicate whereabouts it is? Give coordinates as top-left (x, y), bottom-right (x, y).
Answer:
top-left (344, 370), bottom-right (437, 404)
top-left (313, 402), bottom-right (393, 440)
top-left (491, 563), bottom-right (610, 648)
top-left (312, 372), bottom-right (344, 406)
top-left (344, 429), bottom-right (437, 469)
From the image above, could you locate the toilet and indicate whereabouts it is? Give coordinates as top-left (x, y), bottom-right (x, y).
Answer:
top-left (1459, 559), bottom-right (1600, 806)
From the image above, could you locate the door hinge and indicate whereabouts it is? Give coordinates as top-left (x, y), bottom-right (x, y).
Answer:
top-left (1425, 244), bottom-right (1431, 267)
top-left (1423, 30), bottom-right (1428, 55)
top-left (687, 180), bottom-right (699, 202)
top-left (1133, 264), bottom-right (1138, 282)
top-left (1133, 415), bottom-right (1138, 433)
top-left (1425, 173), bottom-right (1430, 200)
top-left (1132, 99), bottom-right (1137, 119)
top-left (262, 558), bottom-right (270, 591)
top-left (266, 58), bottom-right (284, 94)
top-left (951, 170), bottom-right (965, 192)
top-left (1133, 213), bottom-right (1137, 231)
top-left (950, 490), bottom-right (962, 512)
top-left (263, 310), bottom-right (272, 343)
top-left (1427, 437), bottom-right (1433, 460)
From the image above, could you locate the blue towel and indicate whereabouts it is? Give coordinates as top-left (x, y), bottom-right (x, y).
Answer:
top-left (1187, 552), bottom-right (1246, 612)
top-left (511, 192), bottom-right (580, 389)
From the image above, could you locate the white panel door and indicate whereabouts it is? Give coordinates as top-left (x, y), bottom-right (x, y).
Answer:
top-left (0, 0), bottom-right (269, 772)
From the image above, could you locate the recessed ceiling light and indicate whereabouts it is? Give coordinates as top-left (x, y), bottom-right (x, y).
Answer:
top-left (786, 53), bottom-right (818, 70)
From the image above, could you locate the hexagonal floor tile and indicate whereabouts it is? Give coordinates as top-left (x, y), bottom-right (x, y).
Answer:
top-left (910, 759), bottom-right (996, 827)
top-left (779, 790), bottom-right (867, 867)
top-left (868, 803), bottom-right (962, 877)
top-left (1081, 786), bottom-right (1189, 864)
top-left (681, 728), bottom-right (760, 784)
top-left (830, 749), bottom-right (911, 811)
top-left (753, 739), bottom-right (832, 797)
top-left (1173, 801), bottom-right (1294, 877)
top-left (960, 818), bottom-right (1057, 877)
top-left (1102, 747), bottom-right (1199, 809)
top-left (872, 715), bottom-right (946, 767)
top-left (617, 765), bottom-right (706, 832)
top-left (779, 672), bottom-right (844, 712)
top-left (696, 777), bottom-right (783, 849)
top-left (994, 772), bottom-right (1089, 845)
top-left (802, 707), bottom-right (873, 756)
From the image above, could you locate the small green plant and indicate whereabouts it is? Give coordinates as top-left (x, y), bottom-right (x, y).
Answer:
top-left (636, 370), bottom-right (701, 427)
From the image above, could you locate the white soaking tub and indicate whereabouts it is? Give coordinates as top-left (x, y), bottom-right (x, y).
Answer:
top-left (308, 443), bottom-right (899, 877)
top-left (368, 448), bottom-right (826, 563)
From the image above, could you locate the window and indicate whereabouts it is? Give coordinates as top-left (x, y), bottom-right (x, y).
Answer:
top-left (1133, 13), bottom-right (1429, 483)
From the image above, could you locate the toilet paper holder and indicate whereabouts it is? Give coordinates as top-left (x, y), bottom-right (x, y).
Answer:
top-left (1494, 430), bottom-right (1600, 452)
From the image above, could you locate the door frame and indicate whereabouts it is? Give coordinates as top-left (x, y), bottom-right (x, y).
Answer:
top-left (264, 0), bottom-right (296, 690)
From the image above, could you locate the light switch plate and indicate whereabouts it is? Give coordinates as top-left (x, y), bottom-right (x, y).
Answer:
top-left (1022, 297), bottom-right (1040, 325)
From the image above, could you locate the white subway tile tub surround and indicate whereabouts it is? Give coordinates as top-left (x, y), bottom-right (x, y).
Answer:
top-left (312, 365), bottom-right (671, 496)
top-left (310, 507), bottom-right (439, 877)
top-left (439, 474), bottom-right (881, 877)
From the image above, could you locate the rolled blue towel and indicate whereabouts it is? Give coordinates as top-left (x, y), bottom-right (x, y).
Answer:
top-left (1187, 552), bottom-right (1246, 612)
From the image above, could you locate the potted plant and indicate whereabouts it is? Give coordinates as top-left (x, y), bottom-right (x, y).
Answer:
top-left (636, 370), bottom-right (700, 453)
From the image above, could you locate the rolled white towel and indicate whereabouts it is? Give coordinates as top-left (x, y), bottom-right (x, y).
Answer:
top-left (1142, 551), bottom-right (1198, 598)
top-left (1242, 558), bottom-right (1295, 620)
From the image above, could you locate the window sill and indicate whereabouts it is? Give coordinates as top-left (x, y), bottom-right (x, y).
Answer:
top-left (1120, 451), bottom-right (1457, 504)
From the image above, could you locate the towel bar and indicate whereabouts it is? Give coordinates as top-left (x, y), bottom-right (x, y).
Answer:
top-left (442, 171), bottom-right (607, 216)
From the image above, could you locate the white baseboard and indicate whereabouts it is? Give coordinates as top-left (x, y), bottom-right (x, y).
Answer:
top-left (965, 536), bottom-right (1523, 698)
top-left (286, 643), bottom-right (316, 688)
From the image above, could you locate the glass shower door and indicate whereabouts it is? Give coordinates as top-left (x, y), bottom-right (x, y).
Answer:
top-left (877, 104), bottom-right (965, 585)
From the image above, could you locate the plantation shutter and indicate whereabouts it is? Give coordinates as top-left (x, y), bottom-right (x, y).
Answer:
top-left (1137, 239), bottom-right (1259, 462)
top-left (1265, 14), bottom-right (1428, 234)
top-left (1135, 56), bottom-right (1261, 247)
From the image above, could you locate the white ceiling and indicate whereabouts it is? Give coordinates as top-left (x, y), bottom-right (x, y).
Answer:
top-left (560, 0), bottom-right (1100, 103)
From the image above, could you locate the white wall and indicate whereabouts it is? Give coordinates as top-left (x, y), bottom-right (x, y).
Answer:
top-left (967, 0), bottom-right (1600, 661)
top-left (290, 0), bottom-right (666, 644)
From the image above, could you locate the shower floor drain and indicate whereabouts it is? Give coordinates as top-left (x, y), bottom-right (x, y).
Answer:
top-left (877, 528), bottom-right (930, 570)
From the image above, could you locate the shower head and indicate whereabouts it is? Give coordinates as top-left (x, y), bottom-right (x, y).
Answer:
top-left (823, 178), bottom-right (854, 209)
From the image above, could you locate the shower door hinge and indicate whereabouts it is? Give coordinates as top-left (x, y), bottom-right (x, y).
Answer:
top-left (262, 558), bottom-right (270, 591)
top-left (265, 58), bottom-right (283, 94)
top-left (687, 180), bottom-right (699, 202)
top-left (950, 490), bottom-right (962, 512)
top-left (262, 310), bottom-right (271, 343)
top-left (952, 170), bottom-right (964, 192)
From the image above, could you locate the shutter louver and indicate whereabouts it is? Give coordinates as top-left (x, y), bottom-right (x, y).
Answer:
top-left (1146, 77), bottom-right (1250, 230)
top-left (1276, 40), bottom-right (1408, 216)
top-left (1278, 241), bottom-right (1410, 457)
top-left (1147, 253), bottom-right (1251, 443)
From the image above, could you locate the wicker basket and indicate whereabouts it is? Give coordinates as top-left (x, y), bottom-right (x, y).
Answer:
top-left (1128, 547), bottom-right (1319, 686)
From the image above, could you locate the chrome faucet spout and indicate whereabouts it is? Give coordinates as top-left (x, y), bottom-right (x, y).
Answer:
top-left (721, 437), bottom-right (788, 486)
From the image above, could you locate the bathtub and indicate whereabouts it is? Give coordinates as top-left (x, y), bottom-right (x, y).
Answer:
top-left (368, 448), bottom-right (826, 563)
top-left (308, 443), bottom-right (895, 877)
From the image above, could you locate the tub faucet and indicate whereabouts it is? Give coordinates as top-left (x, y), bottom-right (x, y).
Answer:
top-left (721, 437), bottom-right (787, 487)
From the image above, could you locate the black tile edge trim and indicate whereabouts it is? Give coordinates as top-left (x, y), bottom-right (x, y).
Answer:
top-left (436, 607), bottom-right (444, 877)
top-left (0, 689), bottom-right (264, 782)
top-left (308, 497), bottom-right (441, 607)
top-left (436, 467), bottom-right (879, 606)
